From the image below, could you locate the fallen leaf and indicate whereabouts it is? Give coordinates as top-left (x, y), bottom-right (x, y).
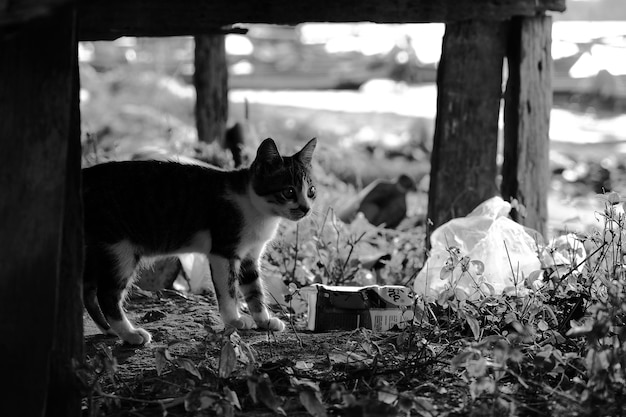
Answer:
top-left (219, 341), bottom-right (237, 378)
top-left (537, 319), bottom-right (550, 332)
top-left (377, 388), bottom-right (398, 405)
top-left (299, 389), bottom-right (327, 417)
top-left (290, 377), bottom-right (321, 392)
top-left (155, 347), bottom-right (172, 376)
top-left (174, 358), bottom-right (202, 379)
top-left (566, 322), bottom-right (593, 337)
top-left (223, 386), bottom-right (241, 410)
top-left (295, 360), bottom-right (314, 370)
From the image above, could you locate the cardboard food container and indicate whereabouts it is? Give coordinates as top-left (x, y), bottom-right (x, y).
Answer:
top-left (301, 284), bottom-right (415, 332)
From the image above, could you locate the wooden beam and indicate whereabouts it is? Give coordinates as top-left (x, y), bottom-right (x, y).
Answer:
top-left (502, 16), bottom-right (552, 238)
top-left (427, 20), bottom-right (507, 231)
top-left (0, 0), bottom-right (71, 32)
top-left (76, 0), bottom-right (565, 40)
top-left (194, 35), bottom-right (228, 144)
top-left (0, 6), bottom-right (81, 417)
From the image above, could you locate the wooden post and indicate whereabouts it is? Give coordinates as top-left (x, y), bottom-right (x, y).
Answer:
top-left (194, 35), bottom-right (228, 144)
top-left (46, 47), bottom-right (84, 417)
top-left (502, 16), bottom-right (551, 238)
top-left (0, 7), bottom-right (82, 417)
top-left (427, 20), bottom-right (508, 230)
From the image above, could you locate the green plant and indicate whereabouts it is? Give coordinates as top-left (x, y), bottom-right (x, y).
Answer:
top-left (415, 192), bottom-right (626, 415)
top-left (267, 204), bottom-right (425, 289)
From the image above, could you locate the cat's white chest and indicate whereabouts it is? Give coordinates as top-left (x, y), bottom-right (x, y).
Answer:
top-left (233, 193), bottom-right (281, 254)
top-left (242, 214), bottom-right (280, 246)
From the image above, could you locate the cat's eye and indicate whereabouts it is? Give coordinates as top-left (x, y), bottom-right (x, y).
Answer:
top-left (308, 186), bottom-right (317, 198)
top-left (282, 187), bottom-right (296, 200)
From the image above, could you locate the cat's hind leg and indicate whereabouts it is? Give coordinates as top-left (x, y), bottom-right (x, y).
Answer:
top-left (84, 246), bottom-right (116, 336)
top-left (92, 242), bottom-right (152, 345)
top-left (83, 281), bottom-right (115, 337)
top-left (208, 254), bottom-right (256, 330)
top-left (239, 256), bottom-right (285, 332)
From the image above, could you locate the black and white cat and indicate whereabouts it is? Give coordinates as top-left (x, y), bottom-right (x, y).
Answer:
top-left (82, 137), bottom-right (317, 345)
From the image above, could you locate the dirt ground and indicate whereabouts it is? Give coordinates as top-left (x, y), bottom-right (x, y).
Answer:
top-left (83, 288), bottom-right (460, 417)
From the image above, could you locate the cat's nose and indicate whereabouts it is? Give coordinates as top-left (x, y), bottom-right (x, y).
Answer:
top-left (299, 205), bottom-right (310, 215)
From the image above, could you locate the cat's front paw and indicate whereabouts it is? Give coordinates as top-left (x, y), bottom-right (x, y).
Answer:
top-left (225, 315), bottom-right (257, 330)
top-left (119, 327), bottom-right (152, 345)
top-left (224, 315), bottom-right (285, 332)
top-left (258, 317), bottom-right (286, 332)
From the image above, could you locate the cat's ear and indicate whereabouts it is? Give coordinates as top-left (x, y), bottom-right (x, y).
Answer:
top-left (295, 138), bottom-right (317, 166)
top-left (255, 138), bottom-right (283, 167)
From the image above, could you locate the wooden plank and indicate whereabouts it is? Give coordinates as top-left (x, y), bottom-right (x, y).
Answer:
top-left (76, 0), bottom-right (565, 40)
top-left (46, 39), bottom-right (84, 417)
top-left (194, 35), bottom-right (228, 144)
top-left (0, 6), bottom-right (80, 417)
top-left (502, 16), bottom-right (552, 238)
top-left (0, 0), bottom-right (72, 30)
top-left (427, 20), bottom-right (507, 231)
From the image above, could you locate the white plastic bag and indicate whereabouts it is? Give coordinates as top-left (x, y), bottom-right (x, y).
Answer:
top-left (413, 196), bottom-right (542, 300)
top-left (177, 254), bottom-right (213, 294)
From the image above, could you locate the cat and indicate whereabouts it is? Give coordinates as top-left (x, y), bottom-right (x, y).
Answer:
top-left (82, 137), bottom-right (317, 345)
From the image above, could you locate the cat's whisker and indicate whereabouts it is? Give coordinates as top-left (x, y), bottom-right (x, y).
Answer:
top-left (309, 207), bottom-right (324, 217)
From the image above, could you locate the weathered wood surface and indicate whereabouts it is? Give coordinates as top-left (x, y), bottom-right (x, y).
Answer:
top-left (194, 35), bottom-right (228, 144)
top-left (502, 16), bottom-right (552, 238)
top-left (427, 20), bottom-right (508, 232)
top-left (0, 6), bottom-right (82, 417)
top-left (0, 0), bottom-right (71, 31)
top-left (46, 46), bottom-right (84, 417)
top-left (76, 0), bottom-right (565, 40)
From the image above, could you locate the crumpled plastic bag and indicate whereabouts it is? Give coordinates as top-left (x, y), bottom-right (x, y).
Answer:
top-left (177, 254), bottom-right (213, 294)
top-left (413, 196), bottom-right (542, 300)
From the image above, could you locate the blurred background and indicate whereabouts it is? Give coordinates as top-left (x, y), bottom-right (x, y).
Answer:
top-left (78, 0), bottom-right (626, 236)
